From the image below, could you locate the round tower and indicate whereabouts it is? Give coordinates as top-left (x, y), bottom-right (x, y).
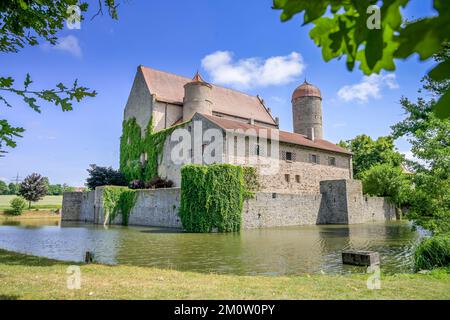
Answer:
top-left (183, 72), bottom-right (213, 121)
top-left (291, 80), bottom-right (323, 139)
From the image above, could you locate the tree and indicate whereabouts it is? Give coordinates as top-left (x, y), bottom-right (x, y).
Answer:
top-left (361, 163), bottom-right (410, 208)
top-left (19, 173), bottom-right (48, 208)
top-left (273, 0), bottom-right (450, 118)
top-left (0, 180), bottom-right (8, 194)
top-left (338, 134), bottom-right (404, 178)
top-left (0, 0), bottom-right (120, 155)
top-left (391, 45), bottom-right (449, 234)
top-left (48, 184), bottom-right (63, 195)
top-left (8, 182), bottom-right (19, 195)
top-left (86, 164), bottom-right (127, 190)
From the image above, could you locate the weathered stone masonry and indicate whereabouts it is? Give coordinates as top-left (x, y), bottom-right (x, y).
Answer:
top-left (62, 179), bottom-right (395, 229)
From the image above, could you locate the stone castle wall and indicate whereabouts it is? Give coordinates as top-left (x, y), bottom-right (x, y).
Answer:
top-left (62, 180), bottom-right (396, 230)
top-left (63, 187), bottom-right (181, 228)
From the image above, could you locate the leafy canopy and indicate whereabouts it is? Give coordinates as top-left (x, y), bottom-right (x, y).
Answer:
top-left (390, 44), bottom-right (449, 234)
top-left (338, 134), bottom-right (404, 178)
top-left (273, 0), bottom-right (450, 118)
top-left (86, 164), bottom-right (127, 190)
top-left (360, 163), bottom-right (410, 207)
top-left (19, 173), bottom-right (48, 207)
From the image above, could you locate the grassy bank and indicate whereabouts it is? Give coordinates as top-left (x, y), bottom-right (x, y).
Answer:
top-left (0, 210), bottom-right (60, 221)
top-left (0, 195), bottom-right (62, 212)
top-left (0, 249), bottom-right (448, 300)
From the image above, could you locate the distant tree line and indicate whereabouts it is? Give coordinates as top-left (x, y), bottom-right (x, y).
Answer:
top-left (0, 178), bottom-right (75, 195)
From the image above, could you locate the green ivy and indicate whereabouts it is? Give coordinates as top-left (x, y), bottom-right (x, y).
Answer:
top-left (120, 117), bottom-right (180, 182)
top-left (179, 164), bottom-right (245, 233)
top-left (120, 118), bottom-right (143, 181)
top-left (102, 186), bottom-right (138, 226)
top-left (242, 166), bottom-right (260, 199)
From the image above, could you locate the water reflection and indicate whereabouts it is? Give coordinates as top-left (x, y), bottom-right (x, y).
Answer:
top-left (0, 220), bottom-right (422, 275)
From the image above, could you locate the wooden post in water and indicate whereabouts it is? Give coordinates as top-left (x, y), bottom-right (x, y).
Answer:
top-left (85, 251), bottom-right (94, 264)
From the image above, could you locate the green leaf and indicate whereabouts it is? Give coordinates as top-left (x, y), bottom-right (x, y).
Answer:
top-left (428, 60), bottom-right (450, 81)
top-left (365, 29), bottom-right (384, 70)
top-left (433, 90), bottom-right (450, 119)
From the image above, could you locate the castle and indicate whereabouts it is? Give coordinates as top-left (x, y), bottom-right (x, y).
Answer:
top-left (123, 66), bottom-right (353, 194)
top-left (62, 66), bottom-right (397, 229)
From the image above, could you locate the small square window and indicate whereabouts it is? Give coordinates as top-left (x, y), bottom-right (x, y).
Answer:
top-left (295, 175), bottom-right (300, 183)
top-left (310, 154), bottom-right (318, 164)
top-left (286, 151), bottom-right (293, 161)
top-left (284, 174), bottom-right (290, 183)
top-left (328, 157), bottom-right (336, 166)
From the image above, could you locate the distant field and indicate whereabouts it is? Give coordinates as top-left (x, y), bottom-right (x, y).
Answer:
top-left (0, 195), bottom-right (63, 211)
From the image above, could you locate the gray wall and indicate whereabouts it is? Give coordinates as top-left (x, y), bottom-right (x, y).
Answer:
top-left (243, 193), bottom-right (323, 228)
top-left (242, 180), bottom-right (396, 229)
top-left (62, 180), bottom-right (396, 230)
top-left (61, 192), bottom-right (84, 221)
top-left (63, 188), bottom-right (181, 228)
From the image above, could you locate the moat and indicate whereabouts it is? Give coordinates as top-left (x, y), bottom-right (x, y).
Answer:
top-left (0, 220), bottom-right (424, 275)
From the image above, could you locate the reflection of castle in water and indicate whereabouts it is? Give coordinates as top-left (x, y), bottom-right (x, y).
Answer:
top-left (107, 222), bottom-right (419, 275)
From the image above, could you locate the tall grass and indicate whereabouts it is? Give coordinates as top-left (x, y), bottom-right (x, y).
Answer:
top-left (414, 235), bottom-right (450, 271)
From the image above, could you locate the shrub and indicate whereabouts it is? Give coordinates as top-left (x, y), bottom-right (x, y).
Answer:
top-left (414, 235), bottom-right (450, 271)
top-left (129, 179), bottom-right (145, 189)
top-left (86, 164), bottom-right (128, 190)
top-left (145, 176), bottom-right (174, 189)
top-left (9, 197), bottom-right (27, 216)
top-left (179, 164), bottom-right (244, 233)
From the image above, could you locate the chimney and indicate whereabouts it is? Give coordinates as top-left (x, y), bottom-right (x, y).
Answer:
top-left (306, 127), bottom-right (315, 141)
top-left (275, 117), bottom-right (279, 126)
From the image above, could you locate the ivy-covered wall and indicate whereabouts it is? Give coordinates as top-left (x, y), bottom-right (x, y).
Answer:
top-left (120, 117), bottom-right (179, 182)
top-left (179, 164), bottom-right (246, 233)
top-left (102, 186), bottom-right (138, 226)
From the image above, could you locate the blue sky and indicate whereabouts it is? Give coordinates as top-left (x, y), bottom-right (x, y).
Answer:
top-left (0, 0), bottom-right (436, 186)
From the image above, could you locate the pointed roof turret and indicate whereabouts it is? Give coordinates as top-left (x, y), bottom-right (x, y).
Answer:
top-left (186, 71), bottom-right (212, 88)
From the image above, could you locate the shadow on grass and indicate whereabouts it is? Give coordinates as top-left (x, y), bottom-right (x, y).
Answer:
top-left (0, 294), bottom-right (21, 300)
top-left (0, 249), bottom-right (77, 267)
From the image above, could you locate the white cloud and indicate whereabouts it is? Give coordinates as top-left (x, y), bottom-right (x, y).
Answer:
top-left (201, 51), bottom-right (305, 89)
top-left (43, 35), bottom-right (82, 57)
top-left (337, 73), bottom-right (398, 103)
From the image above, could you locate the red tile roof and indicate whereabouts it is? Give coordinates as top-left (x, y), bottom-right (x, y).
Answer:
top-left (292, 80), bottom-right (322, 100)
top-left (139, 66), bottom-right (276, 125)
top-left (201, 114), bottom-right (352, 155)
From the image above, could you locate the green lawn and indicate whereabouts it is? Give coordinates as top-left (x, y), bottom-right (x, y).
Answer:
top-left (0, 195), bottom-right (62, 211)
top-left (0, 249), bottom-right (448, 300)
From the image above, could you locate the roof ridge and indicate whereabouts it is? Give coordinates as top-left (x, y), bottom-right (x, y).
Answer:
top-left (200, 113), bottom-right (351, 155)
top-left (140, 65), bottom-right (262, 101)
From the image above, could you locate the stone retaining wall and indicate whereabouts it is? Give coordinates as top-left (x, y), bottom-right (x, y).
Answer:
top-left (62, 180), bottom-right (396, 230)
